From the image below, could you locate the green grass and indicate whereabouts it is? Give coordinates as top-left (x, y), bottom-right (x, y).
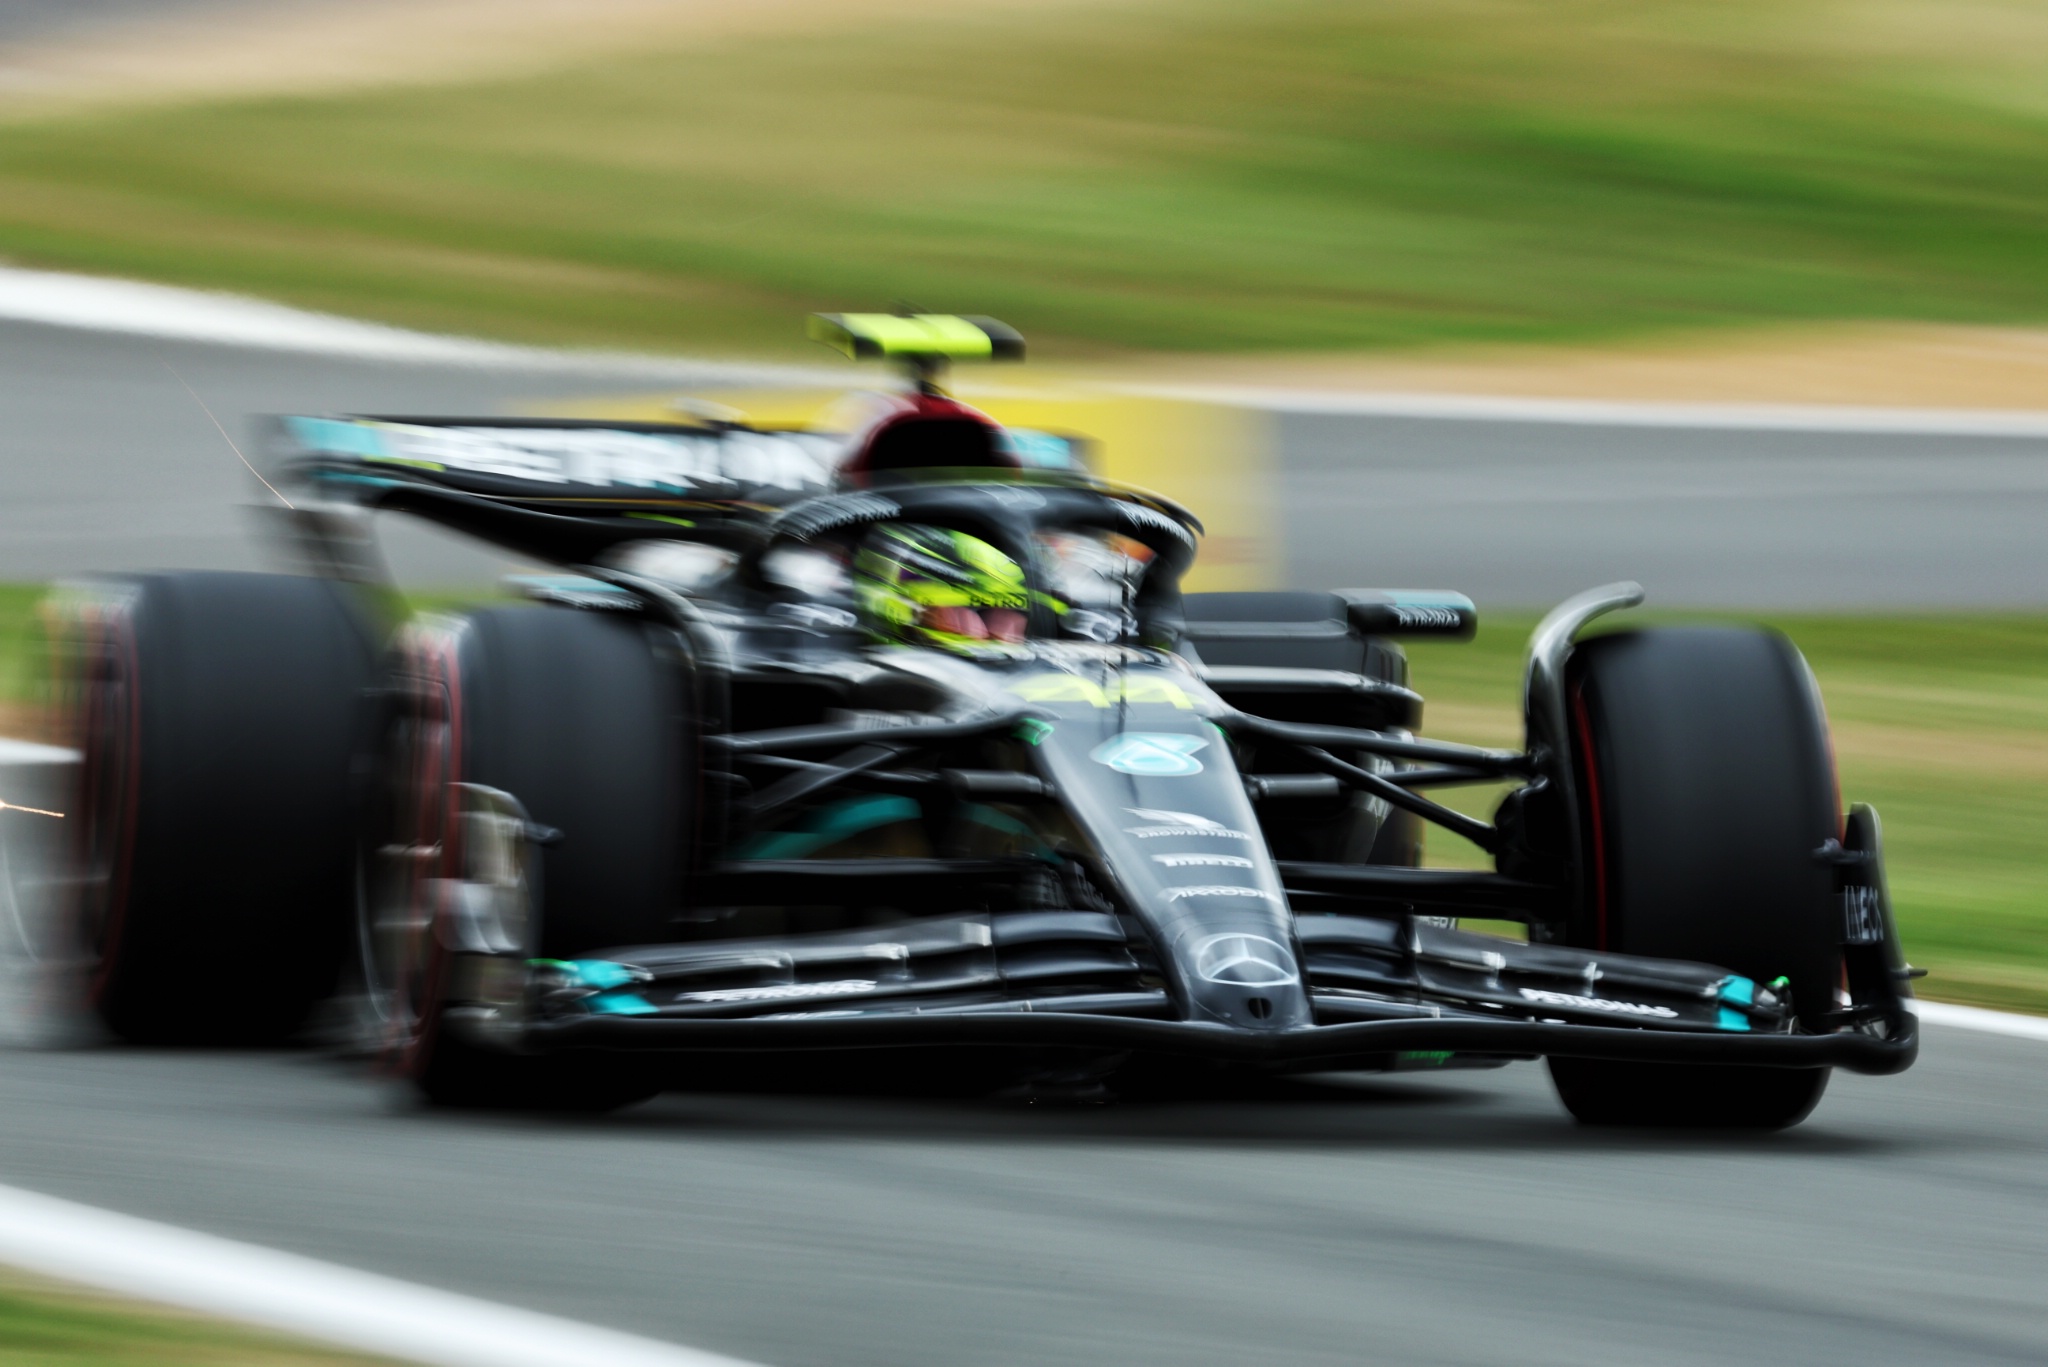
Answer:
top-left (0, 584), bottom-right (47, 715)
top-left (0, 1270), bottom-right (399, 1366)
top-left (1408, 611), bottom-right (2048, 1016)
top-left (4, 0), bottom-right (2048, 355)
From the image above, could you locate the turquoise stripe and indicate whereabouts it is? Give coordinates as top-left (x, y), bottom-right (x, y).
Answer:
top-left (569, 960), bottom-right (638, 990)
top-left (733, 794), bottom-right (922, 860)
top-left (288, 415), bottom-right (386, 457)
top-left (587, 991), bottom-right (658, 1016)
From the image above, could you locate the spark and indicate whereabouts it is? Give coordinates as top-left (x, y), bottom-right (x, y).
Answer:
top-left (160, 358), bottom-right (294, 509)
top-left (0, 800), bottom-right (62, 818)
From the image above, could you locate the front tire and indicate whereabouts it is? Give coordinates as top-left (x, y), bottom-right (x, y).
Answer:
top-left (362, 605), bottom-right (694, 1110)
top-left (1548, 626), bottom-right (1839, 1129)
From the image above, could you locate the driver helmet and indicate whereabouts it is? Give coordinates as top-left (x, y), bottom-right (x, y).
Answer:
top-left (836, 393), bottom-right (1019, 485)
top-left (854, 524), bottom-right (1039, 651)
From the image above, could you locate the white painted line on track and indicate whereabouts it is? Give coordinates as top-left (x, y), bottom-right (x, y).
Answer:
top-left (0, 738), bottom-right (78, 766)
top-left (1911, 999), bottom-right (2048, 1042)
top-left (0, 1183), bottom-right (767, 1367)
top-left (12, 265), bottom-right (2048, 437)
top-left (1133, 384), bottom-right (2048, 437)
top-left (0, 265), bottom-right (835, 385)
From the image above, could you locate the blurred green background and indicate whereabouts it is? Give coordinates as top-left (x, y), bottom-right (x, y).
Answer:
top-left (1, 0), bottom-right (2047, 357)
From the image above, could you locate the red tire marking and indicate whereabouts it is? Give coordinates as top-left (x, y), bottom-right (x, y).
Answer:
top-left (396, 626), bottom-right (465, 1082)
top-left (84, 604), bottom-right (143, 1007)
top-left (1570, 683), bottom-right (1610, 951)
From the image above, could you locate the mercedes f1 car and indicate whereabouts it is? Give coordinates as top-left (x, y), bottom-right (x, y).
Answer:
top-left (50, 313), bottom-right (1916, 1127)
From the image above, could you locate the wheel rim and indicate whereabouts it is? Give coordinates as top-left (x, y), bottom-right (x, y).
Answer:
top-left (357, 630), bottom-right (458, 1066)
top-left (67, 599), bottom-right (140, 994)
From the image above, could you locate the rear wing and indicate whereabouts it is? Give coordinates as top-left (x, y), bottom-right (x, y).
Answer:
top-left (272, 415), bottom-right (839, 506)
top-left (267, 414), bottom-right (844, 564)
top-left (808, 312), bottom-right (1025, 392)
top-left (808, 313), bottom-right (1024, 363)
top-left (266, 414), bottom-right (1094, 566)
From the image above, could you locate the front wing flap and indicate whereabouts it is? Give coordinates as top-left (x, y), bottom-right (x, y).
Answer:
top-left (446, 910), bottom-right (1914, 1076)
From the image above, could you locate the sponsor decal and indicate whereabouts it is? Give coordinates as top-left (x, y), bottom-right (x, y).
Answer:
top-left (300, 419), bottom-right (834, 493)
top-left (1165, 885), bottom-right (1279, 902)
top-left (1091, 733), bottom-right (1208, 777)
top-left (1006, 674), bottom-right (1192, 708)
top-left (1193, 933), bottom-right (1298, 986)
top-left (680, 980), bottom-right (878, 1004)
top-left (1842, 885), bottom-right (1886, 945)
top-left (1517, 987), bottom-right (1679, 1019)
top-left (1152, 853), bottom-right (1254, 868)
top-left (1389, 606), bottom-right (1466, 629)
top-left (1123, 826), bottom-right (1247, 839)
top-left (1121, 807), bottom-right (1251, 840)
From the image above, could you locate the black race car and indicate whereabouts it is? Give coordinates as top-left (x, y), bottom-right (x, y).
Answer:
top-left (49, 313), bottom-right (1915, 1127)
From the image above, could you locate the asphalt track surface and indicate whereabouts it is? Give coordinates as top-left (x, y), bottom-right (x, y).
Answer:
top-left (1276, 411), bottom-right (2048, 608)
top-left (5, 317), bottom-right (2048, 1365)
top-left (7, 317), bottom-right (2048, 604)
top-left (0, 1027), bottom-right (2041, 1367)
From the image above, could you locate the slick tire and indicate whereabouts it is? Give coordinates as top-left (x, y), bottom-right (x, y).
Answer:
top-left (59, 572), bottom-right (382, 1044)
top-left (366, 605), bottom-right (693, 1111)
top-left (1548, 626), bottom-right (1838, 1129)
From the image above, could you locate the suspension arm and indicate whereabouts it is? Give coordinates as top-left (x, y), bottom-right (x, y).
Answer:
top-left (1295, 746), bottom-right (1502, 851)
top-left (1227, 713), bottom-right (1533, 775)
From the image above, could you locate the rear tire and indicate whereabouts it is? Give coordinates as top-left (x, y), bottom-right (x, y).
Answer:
top-left (362, 605), bottom-right (693, 1110)
top-left (58, 573), bottom-right (380, 1044)
top-left (1548, 626), bottom-right (1838, 1129)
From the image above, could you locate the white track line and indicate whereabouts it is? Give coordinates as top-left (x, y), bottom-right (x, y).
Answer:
top-left (1133, 384), bottom-right (2048, 437)
top-left (0, 1183), bottom-right (766, 1367)
top-left (0, 739), bottom-right (78, 767)
top-left (0, 265), bottom-right (835, 384)
top-left (1910, 999), bottom-right (2048, 1043)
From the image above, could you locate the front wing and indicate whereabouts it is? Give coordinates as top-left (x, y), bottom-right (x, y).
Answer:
top-left (450, 910), bottom-right (1917, 1076)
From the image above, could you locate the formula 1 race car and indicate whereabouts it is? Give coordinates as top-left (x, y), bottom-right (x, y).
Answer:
top-left (48, 313), bottom-right (1917, 1127)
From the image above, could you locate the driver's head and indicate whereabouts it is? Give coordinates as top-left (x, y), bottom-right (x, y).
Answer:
top-left (854, 524), bottom-right (1033, 651)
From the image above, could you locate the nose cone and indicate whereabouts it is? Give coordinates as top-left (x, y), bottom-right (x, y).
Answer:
top-left (1021, 670), bottom-right (1313, 1032)
top-left (1189, 931), bottom-right (1304, 1028)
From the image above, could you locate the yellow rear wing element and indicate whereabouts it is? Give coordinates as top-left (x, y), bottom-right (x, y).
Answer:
top-left (808, 313), bottom-right (1025, 364)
